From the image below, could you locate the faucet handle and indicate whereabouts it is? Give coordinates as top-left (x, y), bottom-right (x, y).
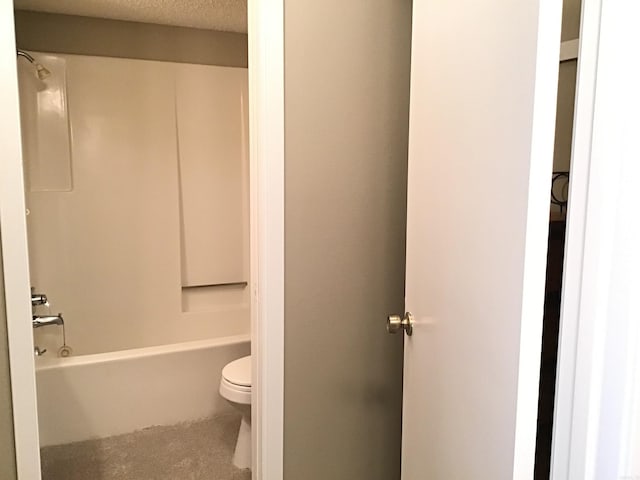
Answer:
top-left (34, 346), bottom-right (47, 356)
top-left (31, 293), bottom-right (48, 307)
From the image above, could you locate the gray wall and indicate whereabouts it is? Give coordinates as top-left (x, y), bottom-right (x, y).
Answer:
top-left (0, 233), bottom-right (17, 480)
top-left (554, 0), bottom-right (583, 174)
top-left (283, 1), bottom-right (412, 478)
top-left (562, 0), bottom-right (582, 41)
top-left (14, 11), bottom-right (247, 67)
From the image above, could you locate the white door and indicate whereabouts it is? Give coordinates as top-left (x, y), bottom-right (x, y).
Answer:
top-left (398, 1), bottom-right (562, 478)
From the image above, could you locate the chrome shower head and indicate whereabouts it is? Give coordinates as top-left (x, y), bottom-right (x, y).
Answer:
top-left (35, 63), bottom-right (51, 80)
top-left (17, 49), bottom-right (51, 80)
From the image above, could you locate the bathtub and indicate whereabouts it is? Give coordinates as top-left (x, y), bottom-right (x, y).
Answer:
top-left (35, 334), bottom-right (250, 447)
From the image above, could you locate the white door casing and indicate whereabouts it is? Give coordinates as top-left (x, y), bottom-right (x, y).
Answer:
top-left (0, 1), bottom-right (42, 478)
top-left (401, 0), bottom-right (562, 478)
top-left (552, 0), bottom-right (640, 478)
top-left (248, 0), bottom-right (285, 478)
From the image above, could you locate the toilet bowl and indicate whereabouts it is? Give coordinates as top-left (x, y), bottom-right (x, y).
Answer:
top-left (219, 355), bottom-right (251, 469)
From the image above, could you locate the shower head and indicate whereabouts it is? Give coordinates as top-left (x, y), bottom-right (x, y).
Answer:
top-left (35, 63), bottom-right (51, 80)
top-left (17, 49), bottom-right (51, 80)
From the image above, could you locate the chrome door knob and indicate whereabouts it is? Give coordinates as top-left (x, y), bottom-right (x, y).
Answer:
top-left (387, 312), bottom-right (413, 336)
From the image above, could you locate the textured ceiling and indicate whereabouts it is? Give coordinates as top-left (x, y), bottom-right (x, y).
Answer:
top-left (14, 0), bottom-right (247, 33)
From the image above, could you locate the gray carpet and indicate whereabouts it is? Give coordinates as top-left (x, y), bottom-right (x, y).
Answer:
top-left (41, 414), bottom-right (251, 480)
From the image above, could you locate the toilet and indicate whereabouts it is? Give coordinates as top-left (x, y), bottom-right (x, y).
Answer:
top-left (219, 355), bottom-right (252, 469)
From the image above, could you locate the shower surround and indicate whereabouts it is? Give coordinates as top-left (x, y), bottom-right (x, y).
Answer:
top-left (18, 52), bottom-right (250, 445)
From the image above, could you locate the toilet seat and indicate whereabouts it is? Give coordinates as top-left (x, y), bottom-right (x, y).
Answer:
top-left (220, 355), bottom-right (252, 404)
top-left (222, 355), bottom-right (251, 387)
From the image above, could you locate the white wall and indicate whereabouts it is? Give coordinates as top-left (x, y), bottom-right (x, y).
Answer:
top-left (21, 53), bottom-right (249, 356)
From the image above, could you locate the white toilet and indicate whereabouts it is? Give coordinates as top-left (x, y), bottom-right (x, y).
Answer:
top-left (219, 355), bottom-right (252, 470)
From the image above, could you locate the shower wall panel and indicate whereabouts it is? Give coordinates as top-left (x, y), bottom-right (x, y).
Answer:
top-left (25, 54), bottom-right (249, 356)
top-left (176, 64), bottom-right (249, 289)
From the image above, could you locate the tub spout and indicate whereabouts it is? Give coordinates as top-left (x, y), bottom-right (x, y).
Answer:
top-left (33, 314), bottom-right (64, 328)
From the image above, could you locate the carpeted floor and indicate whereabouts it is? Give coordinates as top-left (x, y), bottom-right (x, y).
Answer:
top-left (41, 414), bottom-right (251, 480)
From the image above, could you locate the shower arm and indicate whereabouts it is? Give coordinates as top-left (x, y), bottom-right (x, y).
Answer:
top-left (17, 49), bottom-right (36, 64)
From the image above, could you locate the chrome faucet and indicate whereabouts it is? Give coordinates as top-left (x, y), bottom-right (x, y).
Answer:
top-left (32, 314), bottom-right (64, 328)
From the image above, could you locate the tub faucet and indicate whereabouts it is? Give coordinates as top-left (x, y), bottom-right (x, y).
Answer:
top-left (32, 314), bottom-right (64, 328)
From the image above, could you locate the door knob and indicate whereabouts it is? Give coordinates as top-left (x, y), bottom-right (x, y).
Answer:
top-left (387, 312), bottom-right (413, 336)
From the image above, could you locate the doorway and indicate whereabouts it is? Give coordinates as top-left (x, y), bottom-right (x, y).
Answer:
top-left (534, 0), bottom-right (582, 478)
top-left (8, 3), bottom-right (256, 479)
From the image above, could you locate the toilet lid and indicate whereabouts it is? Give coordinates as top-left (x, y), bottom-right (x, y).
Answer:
top-left (222, 355), bottom-right (251, 387)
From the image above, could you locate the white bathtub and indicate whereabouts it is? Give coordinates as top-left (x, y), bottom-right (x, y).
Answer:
top-left (35, 334), bottom-right (250, 447)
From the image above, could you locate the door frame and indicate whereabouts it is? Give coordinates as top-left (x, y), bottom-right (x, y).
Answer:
top-left (247, 0), bottom-right (285, 478)
top-left (551, 0), bottom-right (640, 477)
top-left (0, 1), bottom-right (42, 477)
